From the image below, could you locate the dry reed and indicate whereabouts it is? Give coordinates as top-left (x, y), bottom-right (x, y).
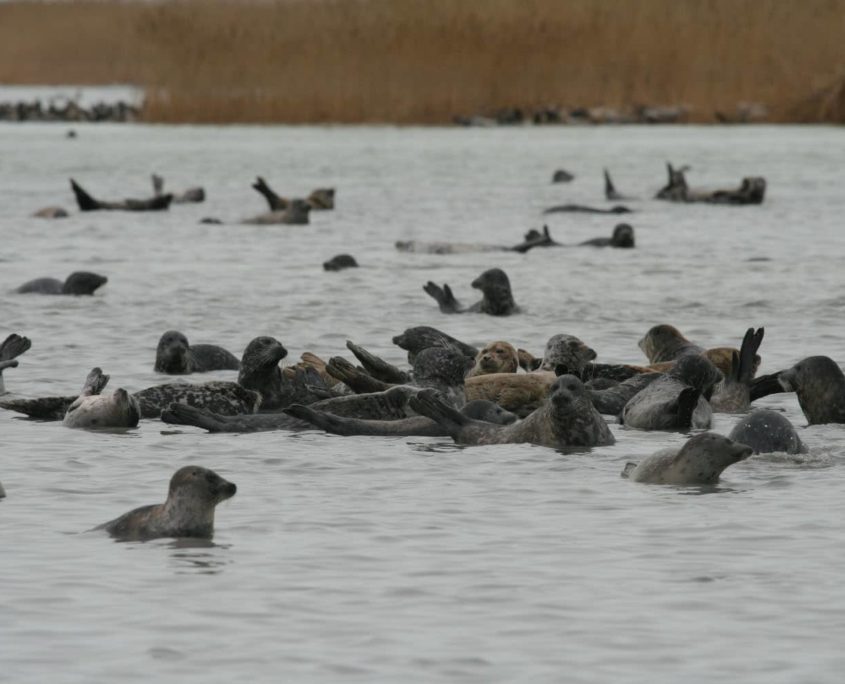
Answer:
top-left (1, 0), bottom-right (844, 124)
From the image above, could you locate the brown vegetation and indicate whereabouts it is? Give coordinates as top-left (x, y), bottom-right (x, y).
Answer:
top-left (1, 0), bottom-right (844, 124)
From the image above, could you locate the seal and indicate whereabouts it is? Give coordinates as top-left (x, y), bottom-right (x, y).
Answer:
top-left (552, 169), bottom-right (574, 183)
top-left (710, 328), bottom-right (764, 413)
top-left (32, 206), bottom-right (69, 219)
top-left (655, 163), bottom-right (766, 205)
top-left (538, 334), bottom-right (597, 373)
top-left (0, 365), bottom-right (110, 420)
top-left (16, 271), bottom-right (107, 295)
top-left (423, 268), bottom-right (519, 315)
top-left (0, 481), bottom-right (5, 498)
top-left (154, 330), bottom-right (240, 375)
top-left (604, 169), bottom-right (633, 201)
top-left (285, 399), bottom-right (517, 437)
top-left (134, 381), bottom-right (262, 419)
top-left (346, 341), bottom-right (410, 384)
top-left (543, 204), bottom-right (632, 215)
top-left (323, 254), bottom-right (358, 271)
top-left (467, 341), bottom-right (519, 377)
top-left (237, 336), bottom-right (289, 410)
top-left (243, 199), bottom-right (312, 225)
top-left (63, 368), bottom-right (140, 429)
top-left (162, 403), bottom-right (309, 433)
top-left (70, 178), bottom-right (172, 212)
top-left (0, 333), bottom-right (32, 395)
top-left (752, 356), bottom-right (845, 425)
top-left (409, 375), bottom-right (615, 448)
top-left (151, 173), bottom-right (205, 204)
top-left (727, 409), bottom-right (805, 455)
top-left (639, 324), bottom-right (704, 364)
top-left (586, 372), bottom-right (662, 415)
top-left (579, 223), bottom-right (635, 248)
top-left (392, 326), bottom-right (478, 364)
top-left (252, 177), bottom-right (335, 211)
top-left (96, 466), bottom-right (236, 541)
top-left (620, 354), bottom-right (722, 430)
top-left (621, 432), bottom-right (753, 485)
top-left (510, 226), bottom-right (562, 253)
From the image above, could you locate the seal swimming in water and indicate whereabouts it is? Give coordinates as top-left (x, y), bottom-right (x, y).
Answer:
top-left (323, 254), bottom-right (358, 271)
top-left (252, 177), bottom-right (335, 211)
top-left (579, 223), bottom-right (635, 248)
top-left (710, 327), bottom-right (764, 413)
top-left (392, 326), bottom-right (478, 363)
top-left (423, 268), bottom-right (519, 316)
top-left (70, 178), bottom-right (172, 211)
top-left (63, 368), bottom-right (140, 429)
top-left (151, 173), bottom-right (205, 204)
top-left (551, 169), bottom-right (574, 183)
top-left (751, 356), bottom-right (845, 425)
top-left (621, 432), bottom-right (753, 485)
top-left (409, 375), bottom-right (615, 448)
top-left (243, 199), bottom-right (312, 225)
top-left (0, 333), bottom-right (31, 395)
top-left (15, 271), bottom-right (107, 295)
top-left (467, 341), bottom-right (519, 377)
top-left (543, 204), bottom-right (632, 215)
top-left (620, 355), bottom-right (722, 430)
top-left (728, 409), bottom-right (805, 454)
top-left (32, 206), bottom-right (68, 219)
top-left (154, 330), bottom-right (240, 375)
top-left (134, 381), bottom-right (262, 419)
top-left (604, 169), bottom-right (633, 201)
top-left (655, 163), bottom-right (766, 205)
top-left (96, 466), bottom-right (236, 541)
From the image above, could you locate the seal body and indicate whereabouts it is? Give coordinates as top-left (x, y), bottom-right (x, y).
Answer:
top-left (540, 334), bottom-right (597, 373)
top-left (154, 330), bottom-right (240, 375)
top-left (423, 268), bottom-right (519, 316)
top-left (70, 179), bottom-right (171, 211)
top-left (244, 200), bottom-right (311, 225)
top-left (467, 341), bottom-right (519, 377)
top-left (97, 466), bottom-right (236, 541)
top-left (465, 372), bottom-right (556, 417)
top-left (727, 409), bottom-right (805, 454)
top-left (773, 356), bottom-right (845, 425)
top-left (33, 206), bottom-right (68, 219)
top-left (392, 326), bottom-right (477, 363)
top-left (587, 372), bottom-right (661, 415)
top-left (16, 271), bottom-right (107, 295)
top-left (622, 432), bottom-right (752, 485)
top-left (543, 204), bottom-right (632, 215)
top-left (64, 388), bottom-right (141, 429)
top-left (655, 164), bottom-right (766, 205)
top-left (579, 223), bottom-right (635, 248)
top-left (237, 336), bottom-right (289, 410)
top-left (323, 254), bottom-right (358, 271)
top-left (134, 381), bottom-right (261, 419)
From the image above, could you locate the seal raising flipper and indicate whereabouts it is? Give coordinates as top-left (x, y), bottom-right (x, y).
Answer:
top-left (604, 169), bottom-right (632, 201)
top-left (0, 365), bottom-right (110, 420)
top-left (327, 357), bottom-right (393, 394)
top-left (710, 327), bottom-right (764, 412)
top-left (0, 334), bottom-right (32, 394)
top-left (346, 341), bottom-right (410, 384)
top-left (152, 174), bottom-right (205, 204)
top-left (423, 282), bottom-right (462, 314)
top-left (63, 368), bottom-right (140, 429)
top-left (424, 268), bottom-right (519, 316)
top-left (70, 178), bottom-right (172, 212)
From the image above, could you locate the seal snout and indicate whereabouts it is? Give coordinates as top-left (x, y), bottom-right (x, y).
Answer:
top-left (733, 442), bottom-right (754, 461)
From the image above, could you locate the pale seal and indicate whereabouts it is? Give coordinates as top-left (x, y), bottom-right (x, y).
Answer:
top-left (467, 341), bottom-right (519, 377)
top-left (16, 271), bottom-right (107, 295)
top-left (622, 432), bottom-right (753, 485)
top-left (752, 356), bottom-right (845, 425)
top-left (151, 173), bottom-right (205, 204)
top-left (409, 375), bottom-right (615, 448)
top-left (423, 268), bottom-right (519, 315)
top-left (727, 409), bottom-right (806, 455)
top-left (0, 333), bottom-right (31, 395)
top-left (154, 330), bottom-right (240, 375)
top-left (96, 466), bottom-right (236, 541)
top-left (70, 178), bottom-right (172, 211)
top-left (32, 206), bottom-right (69, 219)
top-left (0, 365), bottom-right (110, 420)
top-left (63, 368), bottom-right (140, 429)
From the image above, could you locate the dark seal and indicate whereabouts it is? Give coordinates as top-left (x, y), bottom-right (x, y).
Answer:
top-left (16, 271), bottom-right (107, 295)
top-left (70, 178), bottom-right (172, 212)
top-left (423, 268), bottom-right (519, 315)
top-left (752, 356), bottom-right (845, 425)
top-left (154, 330), bottom-right (240, 375)
top-left (579, 223), bottom-right (635, 248)
top-left (727, 409), bottom-right (805, 455)
top-left (323, 254), bottom-right (358, 271)
top-left (96, 466), bottom-right (236, 541)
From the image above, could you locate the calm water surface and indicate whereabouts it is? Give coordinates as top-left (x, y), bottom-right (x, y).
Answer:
top-left (1, 123), bottom-right (844, 683)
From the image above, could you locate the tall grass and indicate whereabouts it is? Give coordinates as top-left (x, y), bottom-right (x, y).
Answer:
top-left (2, 0), bottom-right (844, 123)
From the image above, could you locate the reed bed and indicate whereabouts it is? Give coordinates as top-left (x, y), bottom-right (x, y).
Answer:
top-left (1, 0), bottom-right (844, 124)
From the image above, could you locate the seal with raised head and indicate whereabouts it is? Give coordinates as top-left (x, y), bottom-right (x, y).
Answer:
top-left (752, 356), bottom-right (845, 425)
top-left (16, 271), bottom-right (107, 295)
top-left (423, 268), bottom-right (519, 316)
top-left (0, 333), bottom-right (31, 395)
top-left (728, 409), bottom-right (805, 454)
top-left (622, 432), bottom-right (753, 485)
top-left (579, 223), bottom-right (635, 248)
top-left (237, 336), bottom-right (289, 410)
top-left (392, 326), bottom-right (478, 364)
top-left (620, 354), bottom-right (722, 430)
top-left (63, 368), bottom-right (140, 429)
top-left (639, 324), bottom-right (704, 364)
top-left (467, 341), bottom-right (519, 378)
top-left (70, 178), bottom-right (172, 212)
top-left (710, 327), bottom-right (764, 413)
top-left (96, 466), bottom-right (236, 541)
top-left (323, 254), bottom-right (358, 271)
top-left (410, 375), bottom-right (615, 448)
top-left (154, 330), bottom-right (240, 375)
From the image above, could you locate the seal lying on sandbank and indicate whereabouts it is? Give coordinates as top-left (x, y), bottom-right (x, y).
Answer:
top-left (751, 356), bottom-right (845, 425)
top-left (323, 254), bottom-right (358, 271)
top-left (410, 375), bottom-right (615, 448)
top-left (16, 271), bottom-right (107, 295)
top-left (655, 163), bottom-right (766, 205)
top-left (728, 409), bottom-right (805, 454)
top-left (96, 466), bottom-right (236, 541)
top-left (252, 177), bottom-right (335, 211)
top-left (70, 179), bottom-right (172, 212)
top-left (622, 432), bottom-right (752, 485)
top-left (63, 367), bottom-right (140, 430)
top-left (0, 333), bottom-right (31, 395)
top-left (424, 268), bottom-right (519, 315)
top-left (154, 331), bottom-right (240, 375)
top-left (152, 174), bottom-right (205, 204)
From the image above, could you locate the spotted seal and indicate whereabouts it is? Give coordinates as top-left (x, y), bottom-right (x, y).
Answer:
top-left (95, 466), bottom-right (236, 541)
top-left (423, 268), bottom-right (519, 315)
top-left (727, 409), bottom-right (806, 454)
top-left (752, 356), bottom-right (845, 425)
top-left (63, 368), bottom-right (140, 429)
top-left (410, 375), bottom-right (614, 448)
top-left (620, 355), bottom-right (722, 430)
top-left (622, 432), bottom-right (753, 485)
top-left (134, 381), bottom-right (261, 419)
top-left (467, 341), bottom-right (519, 378)
top-left (151, 173), bottom-right (205, 204)
top-left (0, 333), bottom-right (31, 395)
top-left (70, 178), bottom-right (172, 211)
top-left (579, 223), bottom-right (635, 248)
top-left (323, 254), bottom-right (358, 271)
top-left (154, 330), bottom-right (240, 375)
top-left (16, 271), bottom-right (107, 295)
top-left (710, 328), bottom-right (764, 413)
top-left (392, 326), bottom-right (478, 364)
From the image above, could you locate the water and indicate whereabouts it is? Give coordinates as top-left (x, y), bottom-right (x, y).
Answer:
top-left (1, 122), bottom-right (844, 683)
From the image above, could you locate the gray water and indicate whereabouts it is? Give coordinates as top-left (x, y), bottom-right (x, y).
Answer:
top-left (1, 122), bottom-right (844, 683)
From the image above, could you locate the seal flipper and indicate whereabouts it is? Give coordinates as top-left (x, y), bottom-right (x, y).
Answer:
top-left (0, 334), bottom-right (32, 364)
top-left (423, 282), bottom-right (462, 314)
top-left (80, 367), bottom-right (110, 396)
top-left (346, 341), bottom-right (409, 384)
top-left (69, 179), bottom-right (101, 211)
top-left (674, 386), bottom-right (701, 427)
top-left (750, 371), bottom-right (786, 402)
top-left (621, 462), bottom-right (637, 479)
top-left (0, 396), bottom-right (76, 420)
top-left (252, 176), bottom-right (287, 211)
top-left (151, 174), bottom-right (164, 197)
top-left (284, 404), bottom-right (366, 436)
top-left (161, 403), bottom-right (228, 432)
top-left (604, 168), bottom-right (620, 201)
top-left (408, 389), bottom-right (468, 437)
top-left (326, 357), bottom-right (392, 394)
top-left (736, 327), bottom-right (764, 384)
